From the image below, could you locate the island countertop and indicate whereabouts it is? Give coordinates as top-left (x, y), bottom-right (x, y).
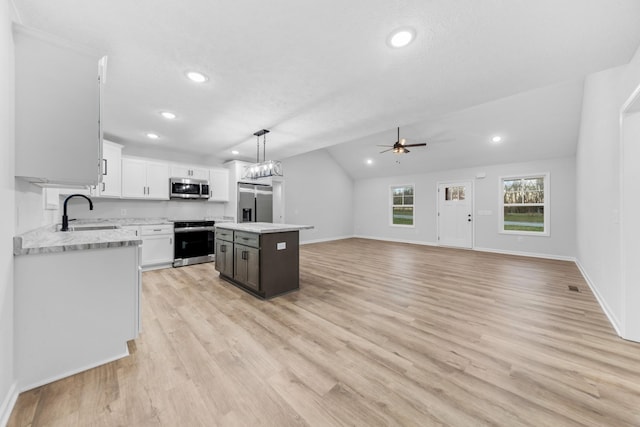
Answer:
top-left (214, 222), bottom-right (314, 234)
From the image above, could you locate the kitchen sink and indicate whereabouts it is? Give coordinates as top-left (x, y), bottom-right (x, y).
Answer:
top-left (61, 224), bottom-right (120, 231)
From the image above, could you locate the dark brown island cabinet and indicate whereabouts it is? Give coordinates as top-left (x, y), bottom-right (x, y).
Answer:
top-left (214, 223), bottom-right (313, 299)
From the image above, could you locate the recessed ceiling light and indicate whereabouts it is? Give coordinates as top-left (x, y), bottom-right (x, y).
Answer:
top-left (366, 159), bottom-right (373, 165)
top-left (160, 111), bottom-right (176, 120)
top-left (146, 133), bottom-right (159, 140)
top-left (492, 136), bottom-right (502, 143)
top-left (186, 71), bottom-right (208, 83)
top-left (388, 28), bottom-right (416, 48)
top-left (231, 150), bottom-right (239, 155)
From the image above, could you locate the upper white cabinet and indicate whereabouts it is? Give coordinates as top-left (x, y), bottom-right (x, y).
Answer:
top-left (209, 168), bottom-right (230, 202)
top-left (122, 158), bottom-right (169, 200)
top-left (170, 164), bottom-right (208, 180)
top-left (14, 24), bottom-right (106, 186)
top-left (96, 140), bottom-right (122, 197)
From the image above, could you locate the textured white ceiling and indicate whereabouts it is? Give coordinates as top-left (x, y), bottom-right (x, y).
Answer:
top-left (12, 0), bottom-right (640, 176)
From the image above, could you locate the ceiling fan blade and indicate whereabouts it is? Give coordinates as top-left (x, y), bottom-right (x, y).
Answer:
top-left (402, 143), bottom-right (427, 147)
top-left (402, 148), bottom-right (410, 153)
top-left (379, 148), bottom-right (394, 153)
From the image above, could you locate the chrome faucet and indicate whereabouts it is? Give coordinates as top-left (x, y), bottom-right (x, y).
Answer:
top-left (61, 194), bottom-right (93, 231)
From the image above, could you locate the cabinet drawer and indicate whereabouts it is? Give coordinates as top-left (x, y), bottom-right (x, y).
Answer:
top-left (140, 224), bottom-right (174, 236)
top-left (216, 228), bottom-right (233, 242)
top-left (234, 231), bottom-right (260, 248)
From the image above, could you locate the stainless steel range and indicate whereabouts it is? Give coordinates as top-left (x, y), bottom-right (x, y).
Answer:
top-left (173, 220), bottom-right (215, 267)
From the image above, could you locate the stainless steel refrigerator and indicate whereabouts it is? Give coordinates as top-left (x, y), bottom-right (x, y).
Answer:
top-left (238, 183), bottom-right (273, 223)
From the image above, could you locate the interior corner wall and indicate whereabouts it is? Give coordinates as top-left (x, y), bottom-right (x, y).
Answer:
top-left (576, 55), bottom-right (640, 336)
top-left (353, 156), bottom-right (576, 259)
top-left (0, 0), bottom-right (16, 423)
top-left (282, 149), bottom-right (354, 243)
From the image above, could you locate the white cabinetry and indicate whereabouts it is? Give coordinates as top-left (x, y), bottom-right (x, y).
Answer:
top-left (140, 224), bottom-right (174, 270)
top-left (15, 245), bottom-right (140, 390)
top-left (209, 168), bottom-right (230, 202)
top-left (122, 158), bottom-right (169, 200)
top-left (170, 164), bottom-right (209, 180)
top-left (96, 140), bottom-right (122, 197)
top-left (14, 24), bottom-right (105, 186)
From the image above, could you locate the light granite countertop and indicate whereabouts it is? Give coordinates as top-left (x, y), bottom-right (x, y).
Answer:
top-left (13, 218), bottom-right (169, 256)
top-left (14, 217), bottom-right (237, 256)
top-left (214, 222), bottom-right (314, 234)
top-left (14, 225), bottom-right (142, 256)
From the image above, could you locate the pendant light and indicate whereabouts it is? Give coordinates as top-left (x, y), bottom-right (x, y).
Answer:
top-left (243, 129), bottom-right (283, 180)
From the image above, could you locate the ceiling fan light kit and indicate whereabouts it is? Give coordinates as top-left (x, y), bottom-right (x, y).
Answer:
top-left (378, 127), bottom-right (427, 154)
top-left (243, 129), bottom-right (284, 180)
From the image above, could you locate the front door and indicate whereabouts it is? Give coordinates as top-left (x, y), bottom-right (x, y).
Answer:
top-left (438, 181), bottom-right (473, 248)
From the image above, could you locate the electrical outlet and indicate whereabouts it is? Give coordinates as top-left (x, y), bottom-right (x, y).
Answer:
top-left (120, 208), bottom-right (127, 216)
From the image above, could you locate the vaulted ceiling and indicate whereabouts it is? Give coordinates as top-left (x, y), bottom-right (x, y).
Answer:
top-left (13, 0), bottom-right (640, 177)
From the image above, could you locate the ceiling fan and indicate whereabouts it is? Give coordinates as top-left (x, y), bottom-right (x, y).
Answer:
top-left (378, 127), bottom-right (427, 154)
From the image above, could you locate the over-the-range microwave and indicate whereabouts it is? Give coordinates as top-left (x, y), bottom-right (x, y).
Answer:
top-left (169, 177), bottom-right (209, 199)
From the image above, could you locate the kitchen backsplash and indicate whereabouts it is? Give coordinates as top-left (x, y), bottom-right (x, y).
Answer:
top-left (65, 197), bottom-right (225, 222)
top-left (14, 179), bottom-right (225, 234)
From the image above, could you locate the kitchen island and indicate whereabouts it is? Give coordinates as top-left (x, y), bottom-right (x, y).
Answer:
top-left (214, 222), bottom-right (313, 299)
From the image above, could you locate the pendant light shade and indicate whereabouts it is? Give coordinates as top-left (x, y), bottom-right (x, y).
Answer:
top-left (243, 129), bottom-right (283, 180)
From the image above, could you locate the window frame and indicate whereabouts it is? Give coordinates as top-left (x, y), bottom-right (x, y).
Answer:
top-left (498, 173), bottom-right (550, 236)
top-left (389, 184), bottom-right (415, 228)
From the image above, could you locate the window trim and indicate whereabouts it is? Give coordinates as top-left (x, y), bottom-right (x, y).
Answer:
top-left (498, 172), bottom-right (550, 236)
top-left (389, 183), bottom-right (415, 228)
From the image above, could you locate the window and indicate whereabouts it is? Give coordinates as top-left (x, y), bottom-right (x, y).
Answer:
top-left (391, 185), bottom-right (414, 226)
top-left (500, 174), bottom-right (549, 235)
top-left (445, 186), bottom-right (465, 201)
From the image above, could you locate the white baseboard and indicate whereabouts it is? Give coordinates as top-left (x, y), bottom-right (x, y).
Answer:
top-left (354, 237), bottom-right (575, 262)
top-left (19, 345), bottom-right (130, 393)
top-left (353, 235), bottom-right (438, 247)
top-left (473, 246), bottom-right (576, 262)
top-left (300, 235), bottom-right (354, 245)
top-left (574, 259), bottom-right (623, 337)
top-left (0, 381), bottom-right (19, 427)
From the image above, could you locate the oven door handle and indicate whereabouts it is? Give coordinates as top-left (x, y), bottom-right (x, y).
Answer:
top-left (174, 227), bottom-right (215, 233)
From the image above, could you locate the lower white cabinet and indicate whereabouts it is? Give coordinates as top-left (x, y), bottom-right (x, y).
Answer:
top-left (14, 245), bottom-right (141, 390)
top-left (139, 224), bottom-right (174, 269)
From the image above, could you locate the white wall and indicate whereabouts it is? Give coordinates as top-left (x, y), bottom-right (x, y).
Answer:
top-left (576, 47), bottom-right (640, 339)
top-left (354, 156), bottom-right (576, 259)
top-left (282, 150), bottom-right (354, 243)
top-left (0, 0), bottom-right (16, 423)
top-left (14, 179), bottom-right (57, 234)
top-left (621, 110), bottom-right (640, 340)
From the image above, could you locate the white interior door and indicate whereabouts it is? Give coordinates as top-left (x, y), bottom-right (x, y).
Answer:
top-left (438, 181), bottom-right (473, 248)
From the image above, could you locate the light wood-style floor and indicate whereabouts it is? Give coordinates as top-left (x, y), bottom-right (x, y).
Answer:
top-left (8, 238), bottom-right (640, 426)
